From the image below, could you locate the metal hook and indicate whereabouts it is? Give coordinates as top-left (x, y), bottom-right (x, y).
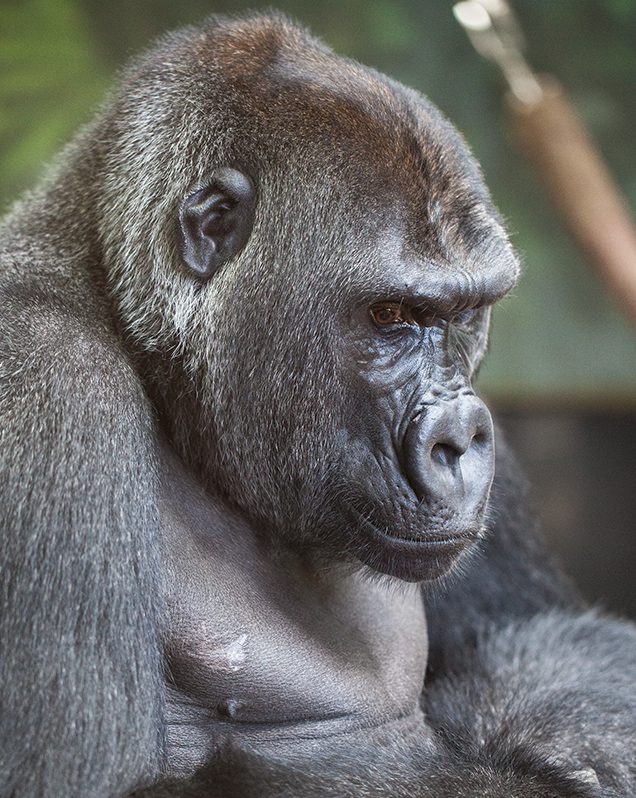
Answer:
top-left (453, 0), bottom-right (543, 104)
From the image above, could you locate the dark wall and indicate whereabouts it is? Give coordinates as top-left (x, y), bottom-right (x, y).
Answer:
top-left (498, 408), bottom-right (636, 619)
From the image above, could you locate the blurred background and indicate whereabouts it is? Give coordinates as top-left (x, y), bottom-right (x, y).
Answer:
top-left (1, 0), bottom-right (635, 614)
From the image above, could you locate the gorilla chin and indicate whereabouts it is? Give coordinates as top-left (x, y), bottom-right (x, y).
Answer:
top-left (349, 509), bottom-right (479, 583)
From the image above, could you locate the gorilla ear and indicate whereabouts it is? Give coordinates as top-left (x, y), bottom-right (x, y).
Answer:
top-left (178, 167), bottom-right (256, 281)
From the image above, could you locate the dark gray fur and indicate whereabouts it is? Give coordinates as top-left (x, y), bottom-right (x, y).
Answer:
top-left (1, 13), bottom-right (635, 798)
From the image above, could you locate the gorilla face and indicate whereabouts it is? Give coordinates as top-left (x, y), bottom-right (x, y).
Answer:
top-left (339, 296), bottom-right (496, 583)
top-left (106, 15), bottom-right (519, 583)
top-left (311, 186), bottom-right (516, 583)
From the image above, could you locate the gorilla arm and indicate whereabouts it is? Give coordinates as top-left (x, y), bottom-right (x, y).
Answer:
top-left (424, 434), bottom-right (636, 795)
top-left (0, 250), bottom-right (165, 796)
top-left (136, 710), bottom-right (610, 798)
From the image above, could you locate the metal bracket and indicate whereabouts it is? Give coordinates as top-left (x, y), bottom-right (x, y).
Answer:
top-left (453, 0), bottom-right (543, 104)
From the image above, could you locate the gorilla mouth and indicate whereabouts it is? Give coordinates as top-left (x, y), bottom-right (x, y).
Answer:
top-left (346, 508), bottom-right (476, 582)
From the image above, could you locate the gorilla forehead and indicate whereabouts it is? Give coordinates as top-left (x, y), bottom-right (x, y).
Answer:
top-left (170, 14), bottom-right (515, 283)
top-left (191, 14), bottom-right (482, 188)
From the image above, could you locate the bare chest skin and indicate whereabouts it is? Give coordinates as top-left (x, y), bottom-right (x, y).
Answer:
top-left (159, 446), bottom-right (428, 775)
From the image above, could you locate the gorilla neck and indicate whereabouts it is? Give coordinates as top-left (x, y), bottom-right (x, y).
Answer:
top-left (159, 442), bottom-right (428, 776)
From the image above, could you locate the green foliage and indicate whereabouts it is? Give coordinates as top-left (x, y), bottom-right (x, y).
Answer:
top-left (0, 0), bottom-right (109, 206)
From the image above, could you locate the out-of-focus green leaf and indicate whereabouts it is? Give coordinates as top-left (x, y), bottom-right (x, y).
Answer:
top-left (0, 0), bottom-right (110, 204)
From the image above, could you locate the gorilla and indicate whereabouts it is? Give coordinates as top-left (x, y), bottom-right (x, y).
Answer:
top-left (1, 12), bottom-right (635, 798)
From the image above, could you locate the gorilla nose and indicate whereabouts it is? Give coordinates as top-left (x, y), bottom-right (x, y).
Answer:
top-left (404, 396), bottom-right (494, 515)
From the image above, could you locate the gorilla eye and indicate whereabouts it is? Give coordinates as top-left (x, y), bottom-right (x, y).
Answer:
top-left (370, 302), bottom-right (409, 327)
top-left (370, 302), bottom-right (440, 329)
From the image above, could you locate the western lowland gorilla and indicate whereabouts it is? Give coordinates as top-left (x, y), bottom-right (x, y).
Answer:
top-left (1, 12), bottom-right (635, 798)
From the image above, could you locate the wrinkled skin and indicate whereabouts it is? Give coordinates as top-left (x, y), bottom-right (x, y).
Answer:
top-left (340, 300), bottom-right (496, 581)
top-left (1, 13), bottom-right (636, 798)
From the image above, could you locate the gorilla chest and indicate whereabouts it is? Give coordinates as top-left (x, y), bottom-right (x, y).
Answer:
top-left (160, 471), bottom-right (428, 752)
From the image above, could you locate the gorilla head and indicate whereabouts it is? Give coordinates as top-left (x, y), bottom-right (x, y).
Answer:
top-left (97, 14), bottom-right (519, 583)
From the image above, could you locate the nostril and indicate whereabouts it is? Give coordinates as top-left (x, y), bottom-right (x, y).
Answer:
top-left (431, 428), bottom-right (487, 474)
top-left (431, 442), bottom-right (461, 472)
top-left (403, 398), bottom-right (494, 502)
